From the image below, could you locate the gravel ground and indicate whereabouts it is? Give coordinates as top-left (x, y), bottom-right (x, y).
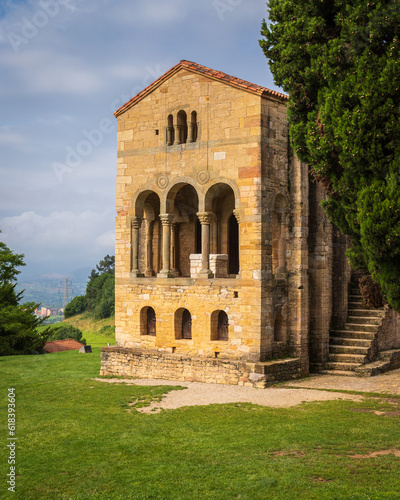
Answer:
top-left (95, 368), bottom-right (400, 413)
top-left (94, 375), bottom-right (369, 413)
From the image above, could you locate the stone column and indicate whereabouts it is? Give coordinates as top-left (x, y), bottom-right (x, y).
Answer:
top-left (197, 212), bottom-right (214, 278)
top-left (131, 216), bottom-right (144, 277)
top-left (233, 209), bottom-right (242, 278)
top-left (171, 223), bottom-right (181, 276)
top-left (145, 219), bottom-right (155, 277)
top-left (157, 214), bottom-right (174, 278)
top-left (187, 122), bottom-right (194, 143)
top-left (173, 125), bottom-right (181, 145)
top-left (166, 126), bottom-right (173, 146)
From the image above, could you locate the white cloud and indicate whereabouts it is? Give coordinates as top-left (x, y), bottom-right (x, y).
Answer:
top-left (0, 49), bottom-right (103, 96)
top-left (0, 210), bottom-right (115, 271)
top-left (0, 126), bottom-right (25, 144)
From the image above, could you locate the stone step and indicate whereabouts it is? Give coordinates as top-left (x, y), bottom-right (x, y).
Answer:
top-left (347, 315), bottom-right (382, 325)
top-left (329, 344), bottom-right (370, 356)
top-left (319, 369), bottom-right (358, 377)
top-left (348, 301), bottom-right (364, 309)
top-left (330, 336), bottom-right (372, 347)
top-left (328, 353), bottom-right (367, 364)
top-left (348, 309), bottom-right (385, 318)
top-left (333, 329), bottom-right (376, 340)
top-left (325, 361), bottom-right (361, 372)
top-left (344, 323), bottom-right (379, 333)
top-left (348, 294), bottom-right (362, 302)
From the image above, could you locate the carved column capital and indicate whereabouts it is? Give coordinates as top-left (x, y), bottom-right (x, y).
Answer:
top-left (159, 213), bottom-right (174, 226)
top-left (233, 209), bottom-right (243, 224)
top-left (131, 216), bottom-right (142, 229)
top-left (197, 211), bottom-right (214, 225)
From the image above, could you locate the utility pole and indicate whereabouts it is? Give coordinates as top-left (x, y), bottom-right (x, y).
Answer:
top-left (63, 278), bottom-right (73, 308)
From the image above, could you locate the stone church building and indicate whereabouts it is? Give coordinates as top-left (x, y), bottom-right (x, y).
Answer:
top-left (100, 60), bottom-right (400, 387)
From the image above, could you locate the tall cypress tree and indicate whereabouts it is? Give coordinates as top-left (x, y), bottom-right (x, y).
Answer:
top-left (260, 0), bottom-right (400, 310)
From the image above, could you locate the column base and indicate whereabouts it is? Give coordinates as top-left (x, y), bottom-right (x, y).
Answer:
top-left (145, 269), bottom-right (155, 277)
top-left (131, 271), bottom-right (145, 278)
top-left (157, 270), bottom-right (175, 278)
top-left (197, 270), bottom-right (214, 279)
top-left (274, 267), bottom-right (289, 281)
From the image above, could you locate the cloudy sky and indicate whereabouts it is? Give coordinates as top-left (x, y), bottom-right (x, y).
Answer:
top-left (0, 0), bottom-right (280, 279)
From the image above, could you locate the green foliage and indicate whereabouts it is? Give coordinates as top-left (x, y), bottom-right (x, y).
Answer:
top-left (260, 0), bottom-right (400, 310)
top-left (0, 237), bottom-right (50, 355)
top-left (48, 324), bottom-right (86, 345)
top-left (0, 239), bottom-right (25, 284)
top-left (63, 294), bottom-right (87, 318)
top-left (1, 350), bottom-right (400, 498)
top-left (64, 255), bottom-right (115, 319)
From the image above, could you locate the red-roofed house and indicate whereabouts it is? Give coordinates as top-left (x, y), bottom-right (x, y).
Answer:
top-left (44, 339), bottom-right (84, 353)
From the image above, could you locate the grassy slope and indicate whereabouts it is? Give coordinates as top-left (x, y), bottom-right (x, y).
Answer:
top-left (1, 350), bottom-right (400, 499)
top-left (38, 314), bottom-right (116, 348)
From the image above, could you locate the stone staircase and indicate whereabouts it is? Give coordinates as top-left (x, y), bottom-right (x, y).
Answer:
top-left (325, 287), bottom-right (386, 375)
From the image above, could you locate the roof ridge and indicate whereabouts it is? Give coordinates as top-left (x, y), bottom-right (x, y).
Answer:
top-left (114, 60), bottom-right (287, 117)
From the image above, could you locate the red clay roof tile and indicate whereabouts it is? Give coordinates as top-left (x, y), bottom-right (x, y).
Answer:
top-left (114, 60), bottom-right (287, 117)
top-left (44, 339), bottom-right (85, 353)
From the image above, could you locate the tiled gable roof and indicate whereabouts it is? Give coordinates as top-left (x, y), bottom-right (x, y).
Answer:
top-left (114, 60), bottom-right (288, 117)
top-left (44, 339), bottom-right (85, 353)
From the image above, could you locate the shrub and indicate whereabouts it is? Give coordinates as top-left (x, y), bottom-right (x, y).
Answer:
top-left (49, 324), bottom-right (86, 345)
top-left (64, 295), bottom-right (87, 318)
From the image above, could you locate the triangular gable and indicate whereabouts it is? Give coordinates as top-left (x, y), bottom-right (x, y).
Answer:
top-left (114, 60), bottom-right (288, 117)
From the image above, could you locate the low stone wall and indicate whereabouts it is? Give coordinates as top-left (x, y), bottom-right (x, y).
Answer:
top-left (378, 309), bottom-right (400, 351)
top-left (100, 346), bottom-right (302, 388)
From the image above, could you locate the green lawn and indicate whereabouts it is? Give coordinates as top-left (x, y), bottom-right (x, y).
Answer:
top-left (1, 350), bottom-right (400, 499)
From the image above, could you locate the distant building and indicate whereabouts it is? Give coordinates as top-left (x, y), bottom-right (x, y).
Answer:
top-left (35, 306), bottom-right (62, 318)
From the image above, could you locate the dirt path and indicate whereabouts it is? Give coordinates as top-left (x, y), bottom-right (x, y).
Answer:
top-left (94, 369), bottom-right (400, 413)
top-left (94, 377), bottom-right (366, 413)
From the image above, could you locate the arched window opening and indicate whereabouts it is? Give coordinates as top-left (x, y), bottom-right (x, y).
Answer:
top-left (167, 114), bottom-right (174, 146)
top-left (182, 309), bottom-right (192, 339)
top-left (274, 311), bottom-right (285, 342)
top-left (140, 306), bottom-right (156, 336)
top-left (228, 214), bottom-right (239, 275)
top-left (177, 110), bottom-right (188, 144)
top-left (146, 307), bottom-right (156, 336)
top-left (189, 111), bottom-right (197, 143)
top-left (211, 310), bottom-right (229, 341)
top-left (217, 311), bottom-right (229, 341)
top-left (168, 183), bottom-right (199, 277)
top-left (174, 308), bottom-right (192, 340)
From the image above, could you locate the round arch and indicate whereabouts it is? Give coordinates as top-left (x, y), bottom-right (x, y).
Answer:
top-left (165, 178), bottom-right (200, 214)
top-left (132, 188), bottom-right (162, 218)
top-left (204, 180), bottom-right (240, 212)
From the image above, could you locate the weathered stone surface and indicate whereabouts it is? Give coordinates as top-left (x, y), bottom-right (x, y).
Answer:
top-left (102, 61), bottom-right (400, 386)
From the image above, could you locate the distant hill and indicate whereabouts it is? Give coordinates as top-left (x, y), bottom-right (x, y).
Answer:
top-left (15, 267), bottom-right (91, 309)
